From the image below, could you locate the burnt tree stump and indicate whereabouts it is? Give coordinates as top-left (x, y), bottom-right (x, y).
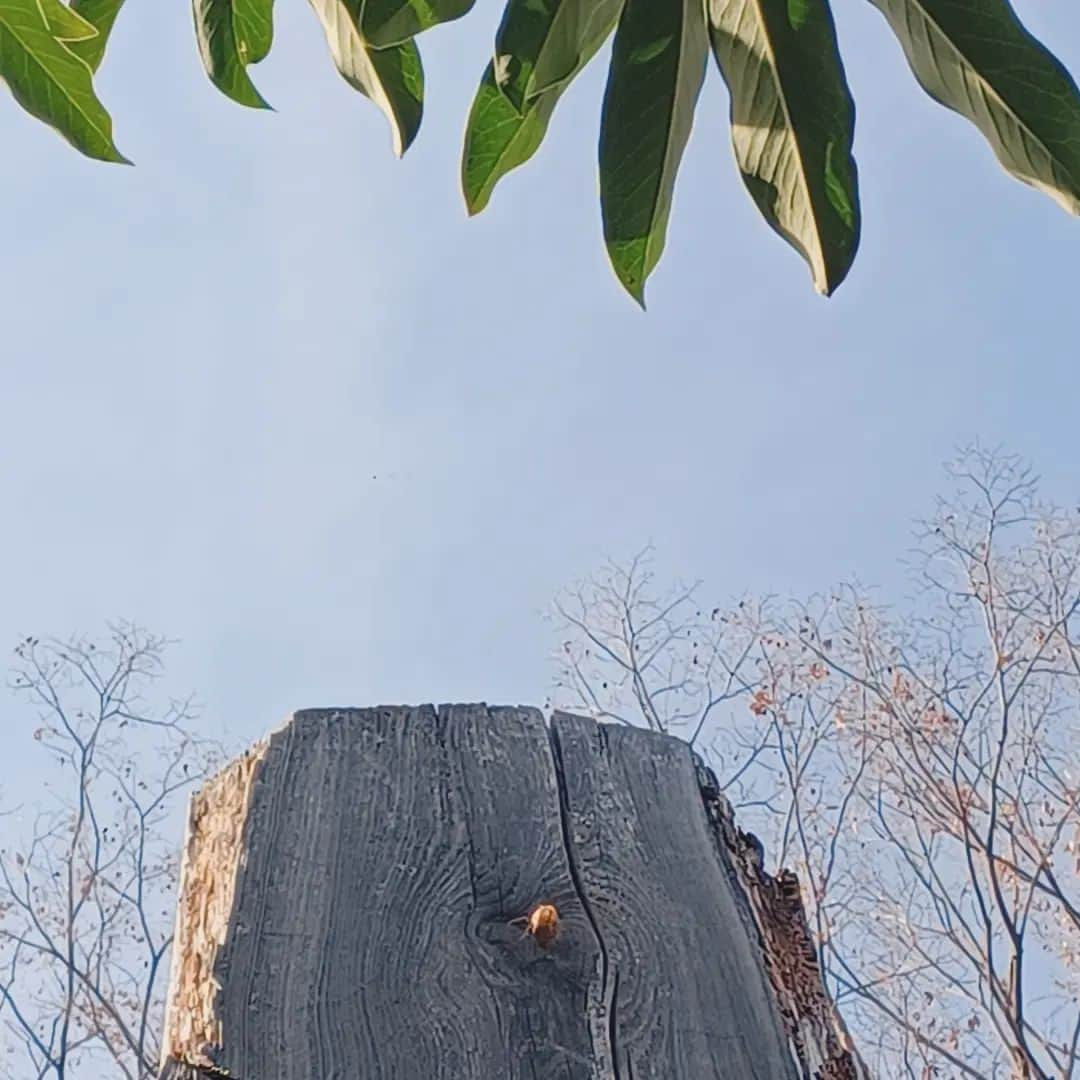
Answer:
top-left (158, 705), bottom-right (867, 1079)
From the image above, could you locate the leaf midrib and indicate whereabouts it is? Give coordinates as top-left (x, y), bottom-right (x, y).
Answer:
top-left (640, 2), bottom-right (698, 280)
top-left (893, 0), bottom-right (1060, 172)
top-left (0, 7), bottom-right (111, 149)
top-left (523, 1), bottom-right (579, 102)
top-left (312, 0), bottom-right (406, 156)
top-left (740, 0), bottom-right (820, 260)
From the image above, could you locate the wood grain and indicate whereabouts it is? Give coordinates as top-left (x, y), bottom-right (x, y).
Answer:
top-left (550, 712), bottom-right (797, 1079)
top-left (160, 705), bottom-right (848, 1078)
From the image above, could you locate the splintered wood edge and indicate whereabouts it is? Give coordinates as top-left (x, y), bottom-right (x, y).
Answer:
top-left (694, 759), bottom-right (871, 1080)
top-left (159, 732), bottom-right (272, 1074)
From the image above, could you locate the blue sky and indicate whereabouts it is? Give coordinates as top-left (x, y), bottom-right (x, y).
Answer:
top-left (0, 1), bottom-right (1078, 1074)
top-left (1, 1), bottom-right (1077, 770)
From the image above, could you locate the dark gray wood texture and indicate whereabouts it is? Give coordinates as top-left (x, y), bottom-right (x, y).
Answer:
top-left (160, 705), bottom-right (804, 1079)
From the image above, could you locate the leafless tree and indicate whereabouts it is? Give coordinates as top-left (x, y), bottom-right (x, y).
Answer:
top-left (549, 447), bottom-right (1079, 1079)
top-left (547, 550), bottom-right (778, 800)
top-left (0, 624), bottom-right (223, 1080)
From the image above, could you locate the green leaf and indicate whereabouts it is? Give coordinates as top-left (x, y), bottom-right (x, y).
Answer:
top-left (599, 0), bottom-right (708, 304)
top-left (194, 0), bottom-right (275, 109)
top-left (462, 3), bottom-right (620, 214)
top-left (0, 0), bottom-right (126, 162)
top-left (68, 0), bottom-right (126, 71)
top-left (869, 0), bottom-right (1080, 215)
top-left (37, 0), bottom-right (96, 40)
top-left (707, 0), bottom-right (859, 295)
top-left (491, 0), bottom-right (623, 112)
top-left (362, 0), bottom-right (475, 49)
top-left (462, 63), bottom-right (558, 214)
top-left (308, 0), bottom-right (423, 156)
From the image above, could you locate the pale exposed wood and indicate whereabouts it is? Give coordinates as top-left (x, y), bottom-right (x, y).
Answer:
top-left (159, 736), bottom-right (270, 1076)
top-left (160, 705), bottom-right (866, 1079)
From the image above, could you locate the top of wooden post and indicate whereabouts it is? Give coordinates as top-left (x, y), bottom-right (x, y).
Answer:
top-left (160, 704), bottom-right (866, 1079)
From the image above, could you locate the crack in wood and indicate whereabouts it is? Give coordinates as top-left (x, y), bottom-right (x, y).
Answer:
top-left (548, 721), bottom-right (620, 1080)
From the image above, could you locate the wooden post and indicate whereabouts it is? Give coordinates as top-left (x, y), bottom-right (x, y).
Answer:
top-left (159, 705), bottom-right (867, 1079)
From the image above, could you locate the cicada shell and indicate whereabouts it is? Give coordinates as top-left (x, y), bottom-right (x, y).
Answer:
top-left (512, 902), bottom-right (560, 949)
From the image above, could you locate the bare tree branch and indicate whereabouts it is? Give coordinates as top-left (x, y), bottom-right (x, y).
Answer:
top-left (549, 447), bottom-right (1080, 1079)
top-left (0, 623), bottom-right (224, 1079)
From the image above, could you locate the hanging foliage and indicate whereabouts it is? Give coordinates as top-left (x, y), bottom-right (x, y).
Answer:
top-left (3, 0), bottom-right (1078, 302)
